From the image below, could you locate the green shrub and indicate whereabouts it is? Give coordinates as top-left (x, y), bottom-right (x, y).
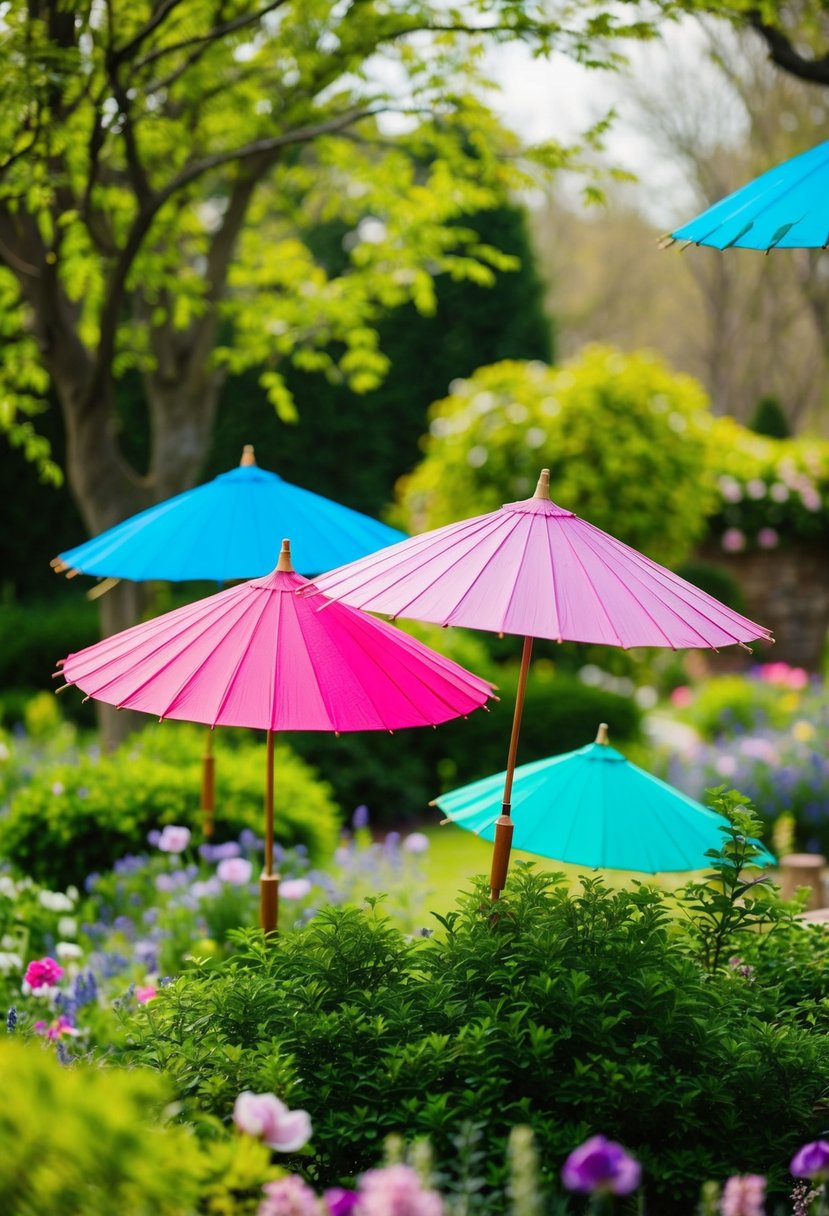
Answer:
top-left (394, 348), bottom-right (715, 567)
top-left (0, 1039), bottom-right (277, 1215)
top-left (0, 596), bottom-right (99, 690)
top-left (0, 723), bottom-right (340, 887)
top-left (119, 868), bottom-right (828, 1214)
top-left (672, 562), bottom-right (746, 617)
top-left (291, 663), bottom-right (641, 821)
top-left (680, 674), bottom-right (790, 739)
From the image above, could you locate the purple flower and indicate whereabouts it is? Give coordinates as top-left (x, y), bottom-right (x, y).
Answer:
top-left (217, 857), bottom-right (253, 885)
top-left (720, 1174), bottom-right (765, 1216)
top-left (721, 528), bottom-right (746, 553)
top-left (157, 825), bottom-right (191, 854)
top-left (324, 1188), bottom-right (359, 1216)
top-left (199, 841), bottom-right (242, 862)
top-left (756, 528), bottom-right (778, 550)
top-left (258, 1175), bottom-right (320, 1216)
top-left (561, 1135), bottom-right (641, 1196)
top-left (357, 1164), bottom-right (443, 1216)
top-left (791, 1140), bottom-right (829, 1181)
top-left (352, 805), bottom-right (370, 830)
top-left (233, 1091), bottom-right (312, 1152)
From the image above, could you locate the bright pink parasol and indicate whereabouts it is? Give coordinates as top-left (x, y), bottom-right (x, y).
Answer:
top-left (312, 470), bottom-right (773, 898)
top-left (57, 540), bottom-right (494, 930)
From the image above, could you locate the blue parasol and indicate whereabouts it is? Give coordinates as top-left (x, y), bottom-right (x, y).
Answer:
top-left (667, 139), bottom-right (829, 251)
top-left (54, 445), bottom-right (405, 582)
top-left (433, 725), bottom-right (775, 873)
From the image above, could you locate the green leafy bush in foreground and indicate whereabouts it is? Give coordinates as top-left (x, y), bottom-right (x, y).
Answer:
top-left (119, 844), bottom-right (829, 1214)
top-left (0, 1039), bottom-right (275, 1215)
top-left (0, 723), bottom-right (340, 887)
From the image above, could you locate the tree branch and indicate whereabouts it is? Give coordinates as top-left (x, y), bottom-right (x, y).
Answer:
top-left (748, 10), bottom-right (829, 87)
top-left (88, 103), bottom-right (381, 408)
top-left (133, 0), bottom-right (290, 72)
top-left (110, 0), bottom-right (187, 66)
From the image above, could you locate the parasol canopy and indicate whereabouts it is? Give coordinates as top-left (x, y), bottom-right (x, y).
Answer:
top-left (434, 726), bottom-right (775, 873)
top-left (667, 139), bottom-right (829, 251)
top-left (55, 446), bottom-right (405, 582)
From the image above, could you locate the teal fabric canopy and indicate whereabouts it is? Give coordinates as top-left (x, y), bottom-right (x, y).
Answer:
top-left (669, 139), bottom-right (829, 250)
top-left (434, 740), bottom-right (774, 873)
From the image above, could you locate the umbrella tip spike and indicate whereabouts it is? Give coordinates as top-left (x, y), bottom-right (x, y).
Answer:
top-left (595, 722), bottom-right (610, 745)
top-left (276, 539), bottom-right (294, 573)
top-left (240, 444), bottom-right (257, 466)
top-left (533, 468), bottom-right (551, 500)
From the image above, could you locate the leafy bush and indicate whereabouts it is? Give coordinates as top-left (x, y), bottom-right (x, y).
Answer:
top-left (291, 663), bottom-right (641, 821)
top-left (678, 673), bottom-right (792, 739)
top-left (0, 723), bottom-right (340, 887)
top-left (0, 596), bottom-right (99, 692)
top-left (119, 865), bottom-right (828, 1214)
top-left (394, 347), bottom-right (715, 567)
top-left (0, 1039), bottom-right (276, 1215)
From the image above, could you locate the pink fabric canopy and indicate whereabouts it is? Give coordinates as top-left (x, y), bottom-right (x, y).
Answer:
top-left (312, 493), bottom-right (772, 650)
top-left (57, 566), bottom-right (494, 731)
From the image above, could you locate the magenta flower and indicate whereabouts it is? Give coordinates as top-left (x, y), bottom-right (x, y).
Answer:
top-left (157, 825), bottom-right (191, 853)
top-left (561, 1135), bottom-right (641, 1196)
top-left (324, 1188), bottom-right (360, 1216)
top-left (720, 1174), bottom-right (765, 1216)
top-left (24, 956), bottom-right (64, 991)
top-left (756, 528), bottom-right (779, 550)
top-left (258, 1175), bottom-right (320, 1216)
top-left (34, 1014), bottom-right (80, 1040)
top-left (217, 857), bottom-right (253, 885)
top-left (233, 1091), bottom-right (312, 1152)
top-left (791, 1140), bottom-right (829, 1181)
top-left (135, 985), bottom-right (157, 1004)
top-left (357, 1164), bottom-right (443, 1216)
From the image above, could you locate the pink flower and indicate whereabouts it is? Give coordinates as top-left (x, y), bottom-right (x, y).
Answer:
top-left (34, 1014), bottom-right (80, 1040)
top-left (720, 1174), bottom-right (765, 1216)
top-left (217, 857), bottom-right (253, 885)
top-left (234, 1092), bottom-right (312, 1152)
top-left (746, 479), bottom-right (767, 500)
top-left (402, 833), bottom-right (429, 854)
top-left (280, 878), bottom-right (312, 901)
top-left (721, 528), bottom-right (746, 553)
top-left (670, 685), bottom-right (693, 708)
top-left (24, 956), bottom-right (64, 991)
top-left (756, 528), bottom-right (778, 550)
top-left (356, 1164), bottom-right (443, 1216)
top-left (136, 985), bottom-right (157, 1004)
top-left (258, 1175), bottom-right (320, 1216)
top-left (158, 825), bottom-right (191, 853)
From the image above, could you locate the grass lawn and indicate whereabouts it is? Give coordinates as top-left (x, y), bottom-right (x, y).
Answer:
top-left (417, 822), bottom-right (693, 918)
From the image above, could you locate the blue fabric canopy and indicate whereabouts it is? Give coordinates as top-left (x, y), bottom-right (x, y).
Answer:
top-left (434, 739), bottom-right (775, 873)
top-left (57, 453), bottom-right (406, 581)
top-left (670, 139), bottom-right (829, 250)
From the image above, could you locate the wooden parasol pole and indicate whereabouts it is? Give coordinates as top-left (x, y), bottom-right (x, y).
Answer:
top-left (488, 468), bottom-right (551, 903)
top-left (260, 728), bottom-right (280, 935)
top-left (488, 634), bottom-right (533, 901)
top-left (260, 539), bottom-right (292, 936)
top-left (201, 728), bottom-right (215, 839)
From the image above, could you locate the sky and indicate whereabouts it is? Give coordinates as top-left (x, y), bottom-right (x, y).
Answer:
top-left (485, 20), bottom-right (713, 226)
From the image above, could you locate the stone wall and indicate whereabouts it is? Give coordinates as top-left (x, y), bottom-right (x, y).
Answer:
top-left (698, 540), bottom-right (829, 671)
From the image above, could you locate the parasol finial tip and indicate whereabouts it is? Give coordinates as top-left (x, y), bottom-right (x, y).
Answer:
top-left (276, 538), bottom-right (294, 572)
top-left (240, 444), bottom-right (257, 467)
top-left (533, 468), bottom-right (551, 500)
top-left (595, 722), bottom-right (609, 745)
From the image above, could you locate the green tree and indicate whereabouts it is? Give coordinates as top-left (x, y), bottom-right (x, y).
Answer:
top-left (396, 345), bottom-right (716, 566)
top-left (0, 0), bottom-right (657, 742)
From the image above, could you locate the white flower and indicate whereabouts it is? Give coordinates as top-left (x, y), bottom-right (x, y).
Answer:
top-left (0, 876), bottom-right (17, 899)
top-left (0, 952), bottom-right (23, 973)
top-left (58, 917), bottom-right (78, 939)
top-left (157, 825), bottom-right (191, 854)
top-left (56, 942), bottom-right (83, 961)
top-left (403, 832), bottom-right (430, 854)
top-left (38, 890), bottom-right (75, 912)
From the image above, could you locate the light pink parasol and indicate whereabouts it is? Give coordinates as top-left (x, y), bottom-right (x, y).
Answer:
top-left (56, 540), bottom-right (494, 932)
top-left (311, 469), bottom-right (773, 898)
